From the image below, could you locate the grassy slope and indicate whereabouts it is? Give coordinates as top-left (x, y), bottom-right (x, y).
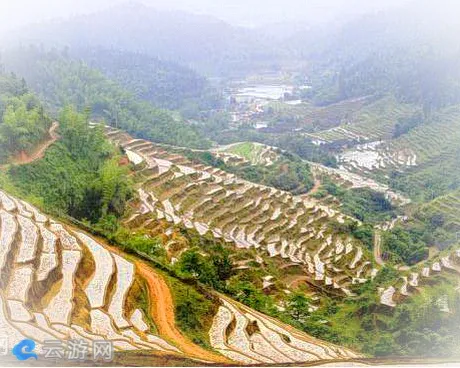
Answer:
top-left (227, 142), bottom-right (262, 161)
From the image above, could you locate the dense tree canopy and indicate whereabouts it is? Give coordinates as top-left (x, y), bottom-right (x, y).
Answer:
top-left (74, 47), bottom-right (210, 111)
top-left (0, 73), bottom-right (51, 162)
top-left (8, 106), bottom-right (132, 223)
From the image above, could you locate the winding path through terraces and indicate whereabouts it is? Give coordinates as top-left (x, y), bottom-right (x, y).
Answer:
top-left (307, 178), bottom-right (322, 196)
top-left (135, 261), bottom-right (231, 364)
top-left (97, 240), bottom-right (231, 364)
top-left (11, 121), bottom-right (60, 165)
top-left (374, 230), bottom-right (385, 266)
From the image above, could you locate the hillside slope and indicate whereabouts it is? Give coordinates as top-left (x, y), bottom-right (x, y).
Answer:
top-left (0, 73), bottom-right (52, 163)
top-left (71, 47), bottom-right (209, 110)
top-left (107, 127), bottom-right (378, 298)
top-left (1, 47), bottom-right (210, 149)
top-left (0, 189), bottom-right (362, 364)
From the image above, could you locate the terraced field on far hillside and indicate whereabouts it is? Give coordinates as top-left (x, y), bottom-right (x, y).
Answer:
top-left (107, 127), bottom-right (380, 298)
top-left (332, 106), bottom-right (460, 177)
top-left (213, 141), bottom-right (280, 167)
top-left (390, 106), bottom-right (460, 165)
top-left (267, 96), bottom-right (373, 133)
top-left (307, 96), bottom-right (419, 144)
top-left (418, 190), bottom-right (460, 232)
top-left (106, 126), bottom-right (460, 314)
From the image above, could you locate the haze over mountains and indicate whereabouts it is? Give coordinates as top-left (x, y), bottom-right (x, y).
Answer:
top-left (0, 0), bottom-right (412, 33)
top-left (4, 2), bottom-right (282, 75)
top-left (3, 0), bottom-right (460, 78)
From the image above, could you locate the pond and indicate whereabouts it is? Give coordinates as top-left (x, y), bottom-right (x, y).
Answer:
top-left (235, 84), bottom-right (294, 100)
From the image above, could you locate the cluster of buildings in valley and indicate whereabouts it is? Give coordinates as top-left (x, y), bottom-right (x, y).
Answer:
top-left (226, 80), bottom-right (311, 130)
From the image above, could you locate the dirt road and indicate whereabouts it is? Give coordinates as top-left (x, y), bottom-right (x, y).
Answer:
top-left (374, 230), bottom-right (384, 266)
top-left (96, 238), bottom-right (231, 364)
top-left (11, 121), bottom-right (60, 165)
top-left (308, 178), bottom-right (322, 196)
top-left (135, 261), bottom-right (231, 364)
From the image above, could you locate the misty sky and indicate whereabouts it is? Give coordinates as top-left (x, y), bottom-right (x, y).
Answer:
top-left (0, 0), bottom-right (412, 33)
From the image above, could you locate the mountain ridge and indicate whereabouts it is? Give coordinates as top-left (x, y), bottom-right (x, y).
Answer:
top-left (3, 2), bottom-right (282, 76)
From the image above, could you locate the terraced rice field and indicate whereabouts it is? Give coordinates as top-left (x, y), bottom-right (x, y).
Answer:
top-left (0, 190), bottom-right (184, 356)
top-left (379, 249), bottom-right (460, 308)
top-left (102, 126), bottom-right (460, 360)
top-left (307, 96), bottom-right (419, 144)
top-left (390, 147), bottom-right (460, 201)
top-left (309, 161), bottom-right (410, 205)
top-left (420, 190), bottom-right (460, 231)
top-left (213, 142), bottom-right (280, 167)
top-left (336, 105), bottom-right (460, 176)
top-left (209, 296), bottom-right (361, 364)
top-left (0, 189), bottom-right (364, 365)
top-left (107, 128), bottom-right (378, 297)
top-left (389, 106), bottom-right (460, 165)
top-left (337, 141), bottom-right (418, 174)
top-left (268, 95), bottom-right (372, 133)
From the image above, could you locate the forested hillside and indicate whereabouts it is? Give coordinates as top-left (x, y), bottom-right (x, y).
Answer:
top-left (0, 71), bottom-right (51, 162)
top-left (1, 47), bottom-right (211, 149)
top-left (72, 47), bottom-right (214, 111)
top-left (7, 107), bottom-right (132, 223)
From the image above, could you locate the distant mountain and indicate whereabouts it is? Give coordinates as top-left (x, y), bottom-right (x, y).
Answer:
top-left (290, 0), bottom-right (460, 61)
top-left (289, 0), bottom-right (460, 108)
top-left (254, 22), bottom-right (311, 43)
top-left (4, 2), bottom-right (283, 76)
